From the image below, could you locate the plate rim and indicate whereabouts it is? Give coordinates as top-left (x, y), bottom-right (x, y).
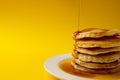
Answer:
top-left (44, 53), bottom-right (90, 80)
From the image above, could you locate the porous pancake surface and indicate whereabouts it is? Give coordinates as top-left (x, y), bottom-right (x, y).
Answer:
top-left (76, 37), bottom-right (120, 48)
top-left (75, 47), bottom-right (120, 55)
top-left (72, 51), bottom-right (120, 63)
top-left (72, 58), bottom-right (120, 69)
top-left (74, 28), bottom-right (120, 39)
top-left (71, 61), bottom-right (120, 74)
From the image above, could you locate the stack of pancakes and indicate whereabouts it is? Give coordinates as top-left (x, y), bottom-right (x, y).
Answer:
top-left (71, 28), bottom-right (120, 74)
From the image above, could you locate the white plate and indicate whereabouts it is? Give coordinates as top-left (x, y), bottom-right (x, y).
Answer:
top-left (44, 54), bottom-right (90, 80)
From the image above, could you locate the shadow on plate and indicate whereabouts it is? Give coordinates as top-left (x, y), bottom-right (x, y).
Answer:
top-left (48, 74), bottom-right (61, 80)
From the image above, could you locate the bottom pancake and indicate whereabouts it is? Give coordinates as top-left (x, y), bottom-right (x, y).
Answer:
top-left (71, 61), bottom-right (120, 74)
top-left (72, 59), bottom-right (120, 69)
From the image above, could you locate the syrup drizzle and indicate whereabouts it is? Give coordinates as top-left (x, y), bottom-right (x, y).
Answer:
top-left (77, 0), bottom-right (80, 30)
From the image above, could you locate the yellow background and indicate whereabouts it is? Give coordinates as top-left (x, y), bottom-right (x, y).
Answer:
top-left (0, 0), bottom-right (120, 80)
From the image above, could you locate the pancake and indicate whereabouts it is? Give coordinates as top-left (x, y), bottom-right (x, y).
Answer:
top-left (75, 37), bottom-right (120, 48)
top-left (71, 61), bottom-right (120, 74)
top-left (75, 46), bottom-right (120, 55)
top-left (74, 28), bottom-right (120, 39)
top-left (72, 58), bottom-right (120, 69)
top-left (72, 51), bottom-right (120, 63)
top-left (72, 28), bottom-right (120, 74)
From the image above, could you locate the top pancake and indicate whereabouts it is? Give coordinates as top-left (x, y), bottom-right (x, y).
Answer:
top-left (74, 28), bottom-right (120, 39)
